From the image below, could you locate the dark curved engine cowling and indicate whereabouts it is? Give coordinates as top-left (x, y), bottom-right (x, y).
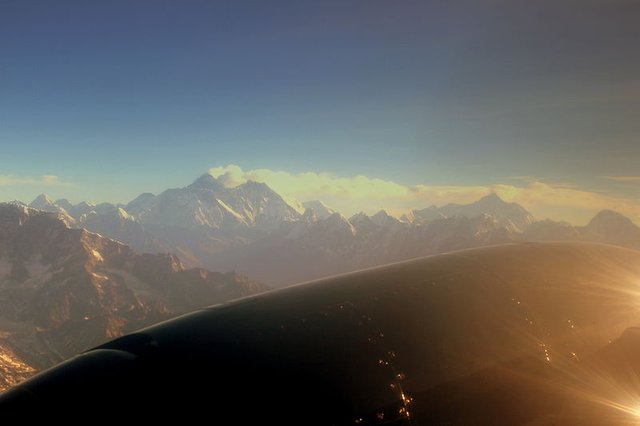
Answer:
top-left (4, 242), bottom-right (640, 424)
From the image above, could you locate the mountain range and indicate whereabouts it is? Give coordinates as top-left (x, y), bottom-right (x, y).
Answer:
top-left (4, 172), bottom-right (640, 391)
top-left (21, 173), bottom-right (640, 286)
top-left (18, 174), bottom-right (640, 287)
top-left (0, 202), bottom-right (265, 391)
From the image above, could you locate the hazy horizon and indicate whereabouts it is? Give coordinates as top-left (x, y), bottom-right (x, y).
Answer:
top-left (3, 164), bottom-right (638, 226)
top-left (2, 1), bottom-right (639, 224)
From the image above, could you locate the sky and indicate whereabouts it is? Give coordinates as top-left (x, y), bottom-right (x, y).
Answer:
top-left (1, 0), bottom-right (639, 224)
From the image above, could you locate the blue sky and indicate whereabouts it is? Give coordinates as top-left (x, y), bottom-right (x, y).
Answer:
top-left (1, 0), bottom-right (639, 222)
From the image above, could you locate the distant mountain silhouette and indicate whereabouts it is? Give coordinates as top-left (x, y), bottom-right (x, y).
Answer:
top-left (21, 176), bottom-right (640, 286)
top-left (584, 209), bottom-right (640, 249)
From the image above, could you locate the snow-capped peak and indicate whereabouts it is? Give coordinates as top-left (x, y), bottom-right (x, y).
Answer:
top-left (324, 212), bottom-right (357, 236)
top-left (189, 173), bottom-right (226, 191)
top-left (439, 193), bottom-right (534, 232)
top-left (371, 210), bottom-right (401, 227)
top-left (29, 194), bottom-right (55, 209)
top-left (302, 200), bottom-right (336, 220)
top-left (54, 199), bottom-right (74, 212)
top-left (27, 194), bottom-right (76, 225)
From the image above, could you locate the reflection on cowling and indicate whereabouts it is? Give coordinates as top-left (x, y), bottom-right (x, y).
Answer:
top-left (3, 242), bottom-right (640, 425)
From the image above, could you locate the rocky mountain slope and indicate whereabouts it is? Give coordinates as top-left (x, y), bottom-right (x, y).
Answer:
top-left (0, 343), bottom-right (35, 392)
top-left (0, 203), bottom-right (266, 391)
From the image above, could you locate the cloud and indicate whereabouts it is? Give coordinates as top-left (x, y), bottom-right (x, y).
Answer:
top-left (505, 176), bottom-right (539, 182)
top-left (601, 176), bottom-right (640, 183)
top-left (488, 182), bottom-right (640, 224)
top-left (0, 174), bottom-right (69, 186)
top-left (209, 165), bottom-right (640, 224)
top-left (209, 164), bottom-right (415, 213)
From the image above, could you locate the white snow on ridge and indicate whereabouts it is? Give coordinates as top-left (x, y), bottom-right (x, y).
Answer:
top-left (216, 199), bottom-right (246, 223)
